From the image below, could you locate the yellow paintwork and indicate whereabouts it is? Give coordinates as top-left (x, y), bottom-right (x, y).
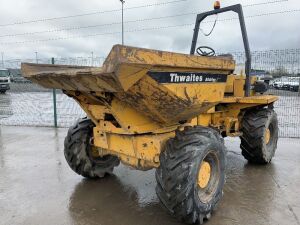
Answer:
top-left (21, 45), bottom-right (279, 170)
top-left (225, 75), bottom-right (235, 93)
top-left (198, 161), bottom-right (211, 189)
top-left (265, 128), bottom-right (271, 144)
top-left (93, 130), bottom-right (175, 169)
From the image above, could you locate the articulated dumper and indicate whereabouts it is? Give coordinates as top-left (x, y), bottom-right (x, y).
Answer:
top-left (21, 3), bottom-right (278, 224)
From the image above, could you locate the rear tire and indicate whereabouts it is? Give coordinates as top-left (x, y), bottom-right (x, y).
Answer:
top-left (155, 126), bottom-right (226, 224)
top-left (64, 118), bottom-right (120, 178)
top-left (240, 108), bottom-right (278, 164)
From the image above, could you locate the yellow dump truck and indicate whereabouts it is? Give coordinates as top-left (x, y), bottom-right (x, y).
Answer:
top-left (21, 3), bottom-right (278, 224)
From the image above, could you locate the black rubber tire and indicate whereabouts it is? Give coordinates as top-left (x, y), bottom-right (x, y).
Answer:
top-left (155, 126), bottom-right (226, 224)
top-left (64, 118), bottom-right (120, 178)
top-left (0, 91), bottom-right (6, 94)
top-left (240, 108), bottom-right (278, 164)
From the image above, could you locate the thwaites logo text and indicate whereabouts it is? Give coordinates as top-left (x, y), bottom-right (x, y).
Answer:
top-left (147, 71), bottom-right (227, 84)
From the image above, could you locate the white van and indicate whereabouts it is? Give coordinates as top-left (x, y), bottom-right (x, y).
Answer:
top-left (0, 69), bottom-right (10, 94)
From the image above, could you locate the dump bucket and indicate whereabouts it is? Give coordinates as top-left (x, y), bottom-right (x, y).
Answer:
top-left (21, 45), bottom-right (235, 124)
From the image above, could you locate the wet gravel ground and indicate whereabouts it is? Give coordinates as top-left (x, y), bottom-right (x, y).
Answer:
top-left (0, 126), bottom-right (300, 225)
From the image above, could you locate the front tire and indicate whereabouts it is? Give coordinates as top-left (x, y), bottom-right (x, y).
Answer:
top-left (155, 126), bottom-right (226, 224)
top-left (240, 108), bottom-right (279, 164)
top-left (64, 118), bottom-right (120, 178)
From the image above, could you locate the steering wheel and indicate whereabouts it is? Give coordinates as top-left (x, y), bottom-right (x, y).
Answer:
top-left (196, 46), bottom-right (216, 57)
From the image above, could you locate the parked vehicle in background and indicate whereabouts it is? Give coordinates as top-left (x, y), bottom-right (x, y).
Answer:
top-left (0, 69), bottom-right (10, 94)
top-left (289, 81), bottom-right (299, 92)
top-left (271, 77), bottom-right (300, 92)
top-left (9, 68), bottom-right (31, 83)
top-left (272, 79), bottom-right (285, 89)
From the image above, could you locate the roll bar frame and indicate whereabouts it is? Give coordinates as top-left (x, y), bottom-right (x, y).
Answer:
top-left (190, 4), bottom-right (251, 96)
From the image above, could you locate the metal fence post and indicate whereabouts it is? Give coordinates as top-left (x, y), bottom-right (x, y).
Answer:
top-left (51, 57), bottom-right (58, 128)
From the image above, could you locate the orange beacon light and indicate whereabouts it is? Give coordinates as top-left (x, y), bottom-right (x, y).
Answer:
top-left (214, 1), bottom-right (221, 9)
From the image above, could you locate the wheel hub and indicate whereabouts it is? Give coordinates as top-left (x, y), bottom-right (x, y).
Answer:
top-left (198, 161), bottom-right (211, 189)
top-left (265, 128), bottom-right (271, 144)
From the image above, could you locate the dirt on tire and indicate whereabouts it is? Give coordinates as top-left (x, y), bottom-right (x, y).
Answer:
top-left (155, 126), bottom-right (226, 224)
top-left (240, 108), bottom-right (279, 164)
top-left (64, 118), bottom-right (119, 178)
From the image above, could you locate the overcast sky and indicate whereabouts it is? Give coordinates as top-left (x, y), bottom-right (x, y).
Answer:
top-left (0, 0), bottom-right (299, 61)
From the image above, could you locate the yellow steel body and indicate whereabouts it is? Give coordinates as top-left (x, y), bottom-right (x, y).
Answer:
top-left (21, 45), bottom-right (278, 170)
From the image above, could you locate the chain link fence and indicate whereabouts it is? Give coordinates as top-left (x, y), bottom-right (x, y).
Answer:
top-left (232, 49), bottom-right (300, 138)
top-left (0, 57), bottom-right (106, 127)
top-left (0, 49), bottom-right (299, 137)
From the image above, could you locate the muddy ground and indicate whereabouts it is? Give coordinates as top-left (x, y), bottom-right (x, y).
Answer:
top-left (0, 126), bottom-right (299, 225)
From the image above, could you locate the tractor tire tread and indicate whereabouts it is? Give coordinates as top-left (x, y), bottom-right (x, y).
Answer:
top-left (64, 117), bottom-right (119, 178)
top-left (155, 126), bottom-right (226, 224)
top-left (240, 108), bottom-right (278, 164)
